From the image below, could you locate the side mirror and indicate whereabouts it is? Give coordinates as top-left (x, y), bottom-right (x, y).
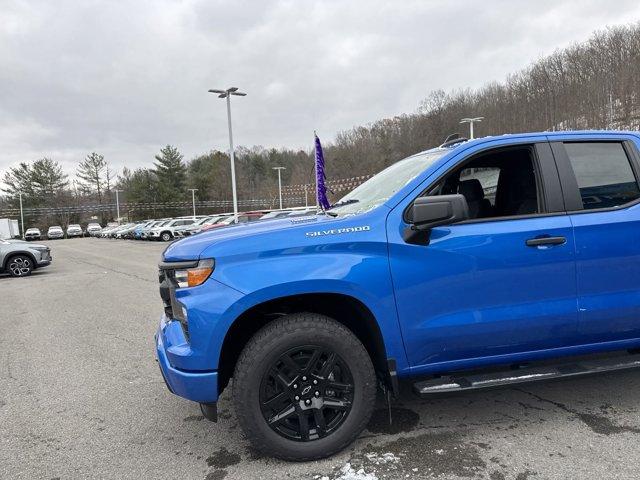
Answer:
top-left (411, 194), bottom-right (469, 231)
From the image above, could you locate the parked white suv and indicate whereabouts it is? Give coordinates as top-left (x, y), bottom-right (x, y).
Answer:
top-left (148, 218), bottom-right (198, 242)
top-left (86, 223), bottom-right (102, 237)
top-left (66, 224), bottom-right (83, 238)
top-left (47, 226), bottom-right (64, 239)
top-left (24, 228), bottom-right (42, 241)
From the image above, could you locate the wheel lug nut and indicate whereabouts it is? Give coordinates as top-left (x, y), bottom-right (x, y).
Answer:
top-left (293, 384), bottom-right (298, 389)
top-left (313, 379), bottom-right (318, 385)
top-left (315, 391), bottom-right (320, 397)
top-left (302, 376), bottom-right (307, 381)
top-left (295, 395), bottom-right (300, 401)
top-left (305, 399), bottom-right (311, 405)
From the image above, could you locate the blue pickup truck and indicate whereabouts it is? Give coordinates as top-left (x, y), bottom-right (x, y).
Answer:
top-left (156, 130), bottom-right (640, 460)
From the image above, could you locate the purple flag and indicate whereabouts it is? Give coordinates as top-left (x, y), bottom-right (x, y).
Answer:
top-left (314, 133), bottom-right (331, 210)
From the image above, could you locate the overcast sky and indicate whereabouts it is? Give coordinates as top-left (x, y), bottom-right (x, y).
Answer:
top-left (2, 0), bottom-right (640, 179)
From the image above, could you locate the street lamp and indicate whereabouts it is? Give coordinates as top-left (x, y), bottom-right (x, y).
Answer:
top-left (188, 188), bottom-right (198, 219)
top-left (460, 117), bottom-right (484, 139)
top-left (272, 167), bottom-right (286, 210)
top-left (115, 189), bottom-right (124, 224)
top-left (19, 192), bottom-right (24, 239)
top-left (208, 87), bottom-right (247, 223)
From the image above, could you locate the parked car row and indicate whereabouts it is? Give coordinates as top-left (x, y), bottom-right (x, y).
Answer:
top-left (23, 222), bottom-right (107, 240)
top-left (96, 207), bottom-right (317, 242)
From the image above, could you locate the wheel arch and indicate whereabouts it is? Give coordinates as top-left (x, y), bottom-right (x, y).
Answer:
top-left (2, 250), bottom-right (37, 271)
top-left (217, 292), bottom-right (389, 395)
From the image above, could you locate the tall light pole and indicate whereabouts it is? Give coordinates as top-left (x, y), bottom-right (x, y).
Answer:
top-left (460, 117), bottom-right (484, 139)
top-left (208, 87), bottom-right (246, 222)
top-left (188, 188), bottom-right (198, 219)
top-left (19, 192), bottom-right (24, 239)
top-left (115, 189), bottom-right (124, 224)
top-left (272, 167), bottom-right (285, 209)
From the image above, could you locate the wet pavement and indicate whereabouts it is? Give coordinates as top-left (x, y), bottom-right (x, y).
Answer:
top-left (2, 238), bottom-right (640, 479)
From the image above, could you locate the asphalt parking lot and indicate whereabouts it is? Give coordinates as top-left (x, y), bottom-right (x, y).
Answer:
top-left (2, 238), bottom-right (640, 480)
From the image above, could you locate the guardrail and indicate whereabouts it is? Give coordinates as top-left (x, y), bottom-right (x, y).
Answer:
top-left (0, 197), bottom-right (308, 217)
top-left (0, 174), bottom-right (372, 217)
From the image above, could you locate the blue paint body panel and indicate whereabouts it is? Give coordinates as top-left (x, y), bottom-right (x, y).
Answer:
top-left (155, 130), bottom-right (640, 405)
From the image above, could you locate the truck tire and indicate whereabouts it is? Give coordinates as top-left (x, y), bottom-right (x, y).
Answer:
top-left (6, 254), bottom-right (34, 277)
top-left (233, 312), bottom-right (376, 461)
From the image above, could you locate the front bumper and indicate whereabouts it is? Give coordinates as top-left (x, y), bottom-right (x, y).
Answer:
top-left (155, 315), bottom-right (219, 403)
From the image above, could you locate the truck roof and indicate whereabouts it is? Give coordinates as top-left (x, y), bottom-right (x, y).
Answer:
top-left (421, 130), bottom-right (640, 156)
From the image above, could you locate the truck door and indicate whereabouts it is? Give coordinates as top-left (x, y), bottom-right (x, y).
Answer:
top-left (387, 140), bottom-right (579, 371)
top-left (551, 136), bottom-right (640, 344)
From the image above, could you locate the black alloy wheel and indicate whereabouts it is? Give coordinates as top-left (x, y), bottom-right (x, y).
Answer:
top-left (259, 345), bottom-right (354, 442)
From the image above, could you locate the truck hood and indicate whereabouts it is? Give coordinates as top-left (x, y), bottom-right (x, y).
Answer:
top-left (163, 214), bottom-right (344, 261)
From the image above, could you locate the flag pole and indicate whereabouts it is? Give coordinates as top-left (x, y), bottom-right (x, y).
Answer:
top-left (314, 130), bottom-right (319, 211)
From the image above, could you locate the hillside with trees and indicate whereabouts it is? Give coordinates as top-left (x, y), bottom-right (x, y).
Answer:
top-left (2, 23), bottom-right (640, 227)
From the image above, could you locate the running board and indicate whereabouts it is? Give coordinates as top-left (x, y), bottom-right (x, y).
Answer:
top-left (414, 353), bottom-right (640, 395)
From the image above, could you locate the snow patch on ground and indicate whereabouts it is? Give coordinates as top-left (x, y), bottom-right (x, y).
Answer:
top-left (364, 452), bottom-right (400, 465)
top-left (315, 452), bottom-right (401, 480)
top-left (316, 462), bottom-right (378, 480)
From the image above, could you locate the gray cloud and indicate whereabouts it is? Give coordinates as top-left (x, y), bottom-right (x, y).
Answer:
top-left (2, 0), bottom-right (640, 179)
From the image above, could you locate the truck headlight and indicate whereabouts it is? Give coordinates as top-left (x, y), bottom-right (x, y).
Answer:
top-left (174, 259), bottom-right (215, 288)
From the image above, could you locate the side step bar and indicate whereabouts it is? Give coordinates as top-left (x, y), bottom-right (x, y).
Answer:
top-left (414, 353), bottom-right (640, 395)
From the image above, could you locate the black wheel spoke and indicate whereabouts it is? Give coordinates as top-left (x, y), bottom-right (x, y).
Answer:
top-left (268, 404), bottom-right (296, 425)
top-left (263, 391), bottom-right (288, 410)
top-left (280, 354), bottom-right (302, 376)
top-left (313, 408), bottom-right (327, 436)
top-left (323, 398), bottom-right (351, 410)
top-left (271, 368), bottom-right (292, 389)
top-left (304, 348), bottom-right (323, 375)
top-left (319, 352), bottom-right (336, 378)
top-left (297, 411), bottom-right (310, 440)
top-left (326, 381), bottom-right (353, 393)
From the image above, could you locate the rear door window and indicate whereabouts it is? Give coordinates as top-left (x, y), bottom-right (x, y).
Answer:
top-left (564, 142), bottom-right (640, 210)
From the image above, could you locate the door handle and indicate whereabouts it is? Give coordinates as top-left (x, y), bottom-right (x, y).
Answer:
top-left (525, 236), bottom-right (566, 247)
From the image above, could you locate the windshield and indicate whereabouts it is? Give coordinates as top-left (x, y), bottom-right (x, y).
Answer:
top-left (328, 149), bottom-right (447, 215)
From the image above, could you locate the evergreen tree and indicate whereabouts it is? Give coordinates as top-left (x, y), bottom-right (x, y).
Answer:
top-left (31, 158), bottom-right (69, 199)
top-left (76, 152), bottom-right (106, 203)
top-left (1, 162), bottom-right (34, 198)
top-left (2, 158), bottom-right (68, 208)
top-left (154, 145), bottom-right (187, 201)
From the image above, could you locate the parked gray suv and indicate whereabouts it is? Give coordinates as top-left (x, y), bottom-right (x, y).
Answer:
top-left (0, 239), bottom-right (52, 277)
